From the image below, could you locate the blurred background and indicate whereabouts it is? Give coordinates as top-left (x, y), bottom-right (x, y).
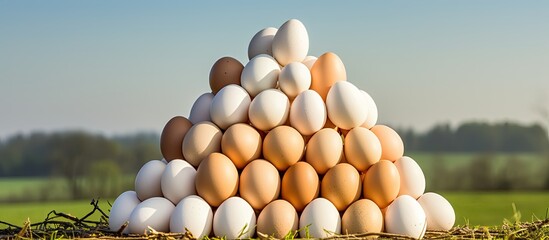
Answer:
top-left (1, 1), bottom-right (548, 227)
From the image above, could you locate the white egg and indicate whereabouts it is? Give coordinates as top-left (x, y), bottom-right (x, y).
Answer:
top-left (161, 159), bottom-right (197, 204)
top-left (359, 90), bottom-right (378, 129)
top-left (241, 54), bottom-right (280, 97)
top-left (135, 160), bottom-right (166, 201)
top-left (109, 191), bottom-right (141, 233)
top-left (326, 81), bottom-right (368, 130)
top-left (299, 198), bottom-right (341, 238)
top-left (385, 195), bottom-right (427, 239)
top-left (395, 156), bottom-right (425, 199)
top-left (213, 197), bottom-right (256, 239)
top-left (302, 56), bottom-right (317, 70)
top-left (290, 90), bottom-right (327, 136)
top-left (210, 84), bottom-right (251, 129)
top-left (272, 19), bottom-right (309, 66)
top-left (170, 195), bottom-right (213, 238)
top-left (189, 92), bottom-right (214, 124)
top-left (279, 62), bottom-right (311, 99)
top-left (248, 89), bottom-right (290, 131)
top-left (248, 27), bottom-right (278, 59)
top-left (418, 192), bottom-right (455, 231)
top-left (128, 197), bottom-right (175, 234)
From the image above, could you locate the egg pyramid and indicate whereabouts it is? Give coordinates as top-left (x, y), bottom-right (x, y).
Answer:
top-left (108, 19), bottom-right (455, 239)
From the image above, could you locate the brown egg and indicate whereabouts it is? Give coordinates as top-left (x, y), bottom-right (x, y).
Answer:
top-left (195, 153), bottom-right (238, 207)
top-left (221, 123), bottom-right (262, 169)
top-left (240, 159), bottom-right (280, 210)
top-left (310, 52), bottom-right (347, 101)
top-left (305, 128), bottom-right (342, 174)
top-left (344, 127), bottom-right (382, 171)
top-left (363, 160), bottom-right (400, 209)
top-left (370, 125), bottom-right (404, 162)
top-left (321, 163), bottom-right (361, 211)
top-left (160, 116), bottom-right (193, 161)
top-left (341, 199), bottom-right (383, 236)
top-left (257, 199), bottom-right (299, 239)
top-left (263, 126), bottom-right (305, 171)
top-left (209, 56), bottom-right (244, 94)
top-left (281, 162), bottom-right (319, 211)
top-left (182, 121), bottom-right (223, 167)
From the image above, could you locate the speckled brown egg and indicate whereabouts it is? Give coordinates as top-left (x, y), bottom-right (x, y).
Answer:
top-left (363, 160), bottom-right (400, 209)
top-left (281, 161), bottom-right (319, 212)
top-left (263, 126), bottom-right (305, 171)
top-left (221, 123), bottom-right (262, 169)
top-left (256, 199), bottom-right (299, 239)
top-left (321, 163), bottom-right (361, 211)
top-left (209, 57), bottom-right (244, 94)
top-left (341, 199), bottom-right (383, 236)
top-left (195, 153), bottom-right (238, 207)
top-left (160, 116), bottom-right (193, 161)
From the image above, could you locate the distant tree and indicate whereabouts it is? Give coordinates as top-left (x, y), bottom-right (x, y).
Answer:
top-left (468, 153), bottom-right (495, 190)
top-left (419, 123), bottom-right (454, 152)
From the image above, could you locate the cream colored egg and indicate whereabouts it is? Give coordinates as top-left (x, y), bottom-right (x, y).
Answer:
top-left (161, 159), bottom-right (196, 204)
top-left (182, 121), bottom-right (222, 167)
top-left (272, 19), bottom-right (309, 66)
top-left (256, 200), bottom-right (299, 239)
top-left (249, 89), bottom-right (290, 131)
top-left (417, 192), bottom-right (455, 231)
top-left (326, 81), bottom-right (368, 130)
top-left (360, 90), bottom-right (378, 129)
top-left (135, 160), bottom-right (166, 201)
top-left (395, 156), bottom-right (425, 199)
top-left (109, 191), bottom-right (141, 233)
top-left (279, 62), bottom-right (311, 99)
top-left (210, 84), bottom-right (251, 129)
top-left (344, 127), bottom-right (382, 172)
top-left (302, 56), bottom-right (317, 70)
top-left (189, 92), bottom-right (214, 124)
top-left (248, 27), bottom-right (278, 59)
top-left (305, 128), bottom-right (342, 174)
top-left (299, 198), bottom-right (341, 238)
top-left (128, 197), bottom-right (175, 234)
top-left (290, 90), bottom-right (327, 136)
top-left (385, 195), bottom-right (427, 239)
top-left (241, 54), bottom-right (280, 97)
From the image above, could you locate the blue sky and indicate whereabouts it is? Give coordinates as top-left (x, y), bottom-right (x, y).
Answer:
top-left (1, 1), bottom-right (548, 138)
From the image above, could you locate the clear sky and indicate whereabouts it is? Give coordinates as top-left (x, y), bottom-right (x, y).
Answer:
top-left (1, 1), bottom-right (548, 139)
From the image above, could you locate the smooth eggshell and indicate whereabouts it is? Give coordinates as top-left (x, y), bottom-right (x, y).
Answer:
top-left (272, 19), bottom-right (309, 66)
top-left (213, 197), bottom-right (256, 239)
top-left (195, 153), bottom-right (238, 207)
top-left (160, 116), bottom-right (193, 161)
top-left (370, 125), bottom-right (404, 162)
top-left (344, 127), bottom-right (382, 171)
top-left (326, 81), bottom-right (368, 130)
top-left (221, 123), bottom-right (262, 169)
top-left (290, 90), bottom-right (327, 136)
top-left (189, 92), bottom-right (214, 124)
top-left (256, 200), bottom-right (298, 239)
top-left (209, 57), bottom-right (244, 94)
top-left (321, 163), bottom-right (361, 211)
top-left (360, 90), bottom-right (378, 129)
top-left (170, 195), bottom-right (213, 238)
top-left (305, 128), bottom-right (342, 174)
top-left (385, 195), bottom-right (427, 239)
top-left (341, 199), bottom-right (383, 235)
top-left (417, 192), bottom-right (455, 231)
top-left (210, 84), bottom-right (251, 130)
top-left (248, 27), bottom-right (278, 59)
top-left (135, 160), bottom-right (166, 201)
top-left (161, 159), bottom-right (196, 204)
top-left (263, 126), bottom-right (305, 171)
top-left (279, 62), bottom-right (311, 100)
top-left (299, 198), bottom-right (341, 238)
top-left (109, 191), bottom-right (141, 233)
top-left (241, 54), bottom-right (280, 97)
top-left (128, 197), bottom-right (175, 234)
top-left (249, 89), bottom-right (290, 131)
top-left (363, 160), bottom-right (400, 209)
top-left (182, 121), bottom-right (222, 167)
top-left (281, 162), bottom-right (319, 212)
top-left (240, 159), bottom-right (280, 210)
top-left (310, 52), bottom-right (346, 101)
top-left (302, 56), bottom-right (317, 70)
top-left (395, 156), bottom-right (425, 199)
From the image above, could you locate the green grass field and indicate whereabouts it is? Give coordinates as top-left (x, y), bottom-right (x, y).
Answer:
top-left (1, 192), bottom-right (548, 227)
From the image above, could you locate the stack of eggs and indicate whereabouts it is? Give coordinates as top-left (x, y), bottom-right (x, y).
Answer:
top-left (109, 19), bottom-right (455, 239)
